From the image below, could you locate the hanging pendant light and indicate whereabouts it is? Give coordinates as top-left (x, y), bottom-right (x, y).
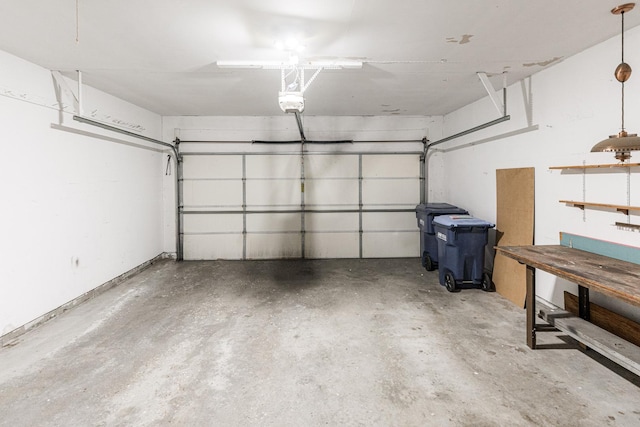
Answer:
top-left (591, 3), bottom-right (640, 161)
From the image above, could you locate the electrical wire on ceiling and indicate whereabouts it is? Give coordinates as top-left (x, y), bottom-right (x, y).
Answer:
top-left (284, 68), bottom-right (300, 91)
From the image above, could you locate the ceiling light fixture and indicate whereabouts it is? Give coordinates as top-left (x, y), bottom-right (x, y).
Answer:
top-left (591, 3), bottom-right (640, 161)
top-left (274, 37), bottom-right (305, 53)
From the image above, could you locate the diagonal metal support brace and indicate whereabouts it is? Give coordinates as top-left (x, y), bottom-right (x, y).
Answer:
top-left (51, 71), bottom-right (79, 113)
top-left (302, 68), bottom-right (323, 92)
top-left (477, 72), bottom-right (506, 116)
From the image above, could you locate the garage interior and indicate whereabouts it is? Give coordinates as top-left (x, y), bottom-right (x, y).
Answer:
top-left (1, 1), bottom-right (640, 425)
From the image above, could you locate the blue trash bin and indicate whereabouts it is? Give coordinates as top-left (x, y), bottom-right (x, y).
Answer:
top-left (415, 203), bottom-right (468, 271)
top-left (432, 214), bottom-right (495, 292)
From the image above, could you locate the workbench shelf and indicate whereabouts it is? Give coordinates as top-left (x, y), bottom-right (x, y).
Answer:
top-left (551, 162), bottom-right (638, 222)
top-left (559, 200), bottom-right (640, 215)
top-left (549, 163), bottom-right (640, 170)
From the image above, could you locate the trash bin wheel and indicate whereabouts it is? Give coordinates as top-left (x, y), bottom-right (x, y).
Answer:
top-left (444, 272), bottom-right (458, 292)
top-left (481, 272), bottom-right (495, 292)
top-left (424, 253), bottom-right (435, 271)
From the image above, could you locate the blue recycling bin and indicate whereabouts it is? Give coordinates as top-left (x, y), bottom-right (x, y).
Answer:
top-left (415, 203), bottom-right (468, 271)
top-left (432, 214), bottom-right (495, 292)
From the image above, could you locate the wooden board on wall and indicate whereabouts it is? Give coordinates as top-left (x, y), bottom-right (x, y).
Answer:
top-left (493, 167), bottom-right (535, 307)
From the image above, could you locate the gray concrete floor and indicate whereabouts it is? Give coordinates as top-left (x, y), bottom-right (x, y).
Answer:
top-left (1, 258), bottom-right (639, 426)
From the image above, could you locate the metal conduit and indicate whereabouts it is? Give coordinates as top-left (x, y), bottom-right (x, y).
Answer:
top-left (424, 115), bottom-right (511, 203)
top-left (73, 116), bottom-right (179, 160)
top-left (73, 115), bottom-right (183, 261)
top-left (183, 208), bottom-right (416, 215)
top-left (252, 140), bottom-right (354, 144)
top-left (180, 151), bottom-right (424, 156)
top-left (180, 139), bottom-right (424, 144)
top-left (427, 115), bottom-right (511, 148)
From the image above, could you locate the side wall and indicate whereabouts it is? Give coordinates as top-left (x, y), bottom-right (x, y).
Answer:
top-left (432, 27), bottom-right (640, 322)
top-left (0, 51), bottom-right (166, 337)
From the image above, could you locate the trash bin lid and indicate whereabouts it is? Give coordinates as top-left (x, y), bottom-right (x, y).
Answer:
top-left (432, 214), bottom-right (495, 228)
top-left (415, 203), bottom-right (466, 214)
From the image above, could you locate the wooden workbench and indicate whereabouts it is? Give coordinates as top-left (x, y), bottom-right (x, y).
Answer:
top-left (495, 245), bottom-right (640, 350)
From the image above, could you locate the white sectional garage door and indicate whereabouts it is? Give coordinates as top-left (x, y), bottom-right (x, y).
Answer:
top-left (181, 149), bottom-right (421, 260)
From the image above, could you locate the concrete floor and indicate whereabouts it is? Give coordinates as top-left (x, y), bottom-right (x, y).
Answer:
top-left (1, 258), bottom-right (639, 426)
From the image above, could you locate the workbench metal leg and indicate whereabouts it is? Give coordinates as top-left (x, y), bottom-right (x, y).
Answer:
top-left (526, 265), bottom-right (536, 349)
top-left (578, 286), bottom-right (590, 321)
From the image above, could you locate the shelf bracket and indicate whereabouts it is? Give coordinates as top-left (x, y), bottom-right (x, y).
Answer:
top-left (615, 221), bottom-right (640, 230)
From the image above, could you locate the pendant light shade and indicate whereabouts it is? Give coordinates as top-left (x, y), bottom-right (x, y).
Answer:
top-left (591, 132), bottom-right (640, 161)
top-left (591, 3), bottom-right (639, 161)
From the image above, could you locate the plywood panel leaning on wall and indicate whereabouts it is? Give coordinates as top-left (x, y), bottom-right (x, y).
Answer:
top-left (493, 168), bottom-right (535, 307)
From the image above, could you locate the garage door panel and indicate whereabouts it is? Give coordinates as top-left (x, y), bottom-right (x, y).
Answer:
top-left (305, 179), bottom-right (358, 207)
top-left (306, 213), bottom-right (358, 232)
top-left (363, 212), bottom-right (416, 231)
top-left (362, 155), bottom-right (419, 178)
top-left (183, 180), bottom-right (243, 208)
top-left (247, 233), bottom-right (301, 259)
top-left (247, 213), bottom-right (301, 232)
top-left (306, 233), bottom-right (359, 258)
top-left (306, 155), bottom-right (358, 178)
top-left (183, 214), bottom-right (243, 233)
top-left (362, 179), bottom-right (419, 206)
top-left (246, 180), bottom-right (300, 207)
top-left (182, 156), bottom-right (243, 179)
top-left (184, 234), bottom-right (243, 260)
top-left (363, 232), bottom-right (418, 258)
top-left (246, 155), bottom-right (300, 178)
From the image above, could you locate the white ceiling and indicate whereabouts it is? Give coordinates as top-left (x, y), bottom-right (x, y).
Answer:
top-left (1, 0), bottom-right (639, 117)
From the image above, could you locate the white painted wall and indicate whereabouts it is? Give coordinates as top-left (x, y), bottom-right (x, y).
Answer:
top-left (432, 27), bottom-right (640, 322)
top-left (0, 50), bottom-right (166, 337)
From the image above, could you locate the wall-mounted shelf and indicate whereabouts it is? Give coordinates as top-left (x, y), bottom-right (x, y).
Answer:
top-left (549, 163), bottom-right (640, 170)
top-left (553, 163), bottom-right (637, 223)
top-left (559, 200), bottom-right (640, 215)
top-left (616, 222), bottom-right (640, 230)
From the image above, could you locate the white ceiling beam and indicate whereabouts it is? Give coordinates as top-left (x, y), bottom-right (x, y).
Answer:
top-left (217, 60), bottom-right (362, 70)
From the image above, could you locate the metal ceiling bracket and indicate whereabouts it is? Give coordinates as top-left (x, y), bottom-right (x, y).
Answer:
top-left (51, 71), bottom-right (79, 114)
top-left (77, 70), bottom-right (83, 116)
top-left (302, 68), bottom-right (323, 93)
top-left (477, 72), bottom-right (506, 116)
top-left (280, 65), bottom-right (324, 94)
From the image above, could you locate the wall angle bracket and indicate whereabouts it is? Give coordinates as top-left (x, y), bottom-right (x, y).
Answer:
top-left (477, 72), bottom-right (507, 116)
top-left (51, 70), bottom-right (79, 113)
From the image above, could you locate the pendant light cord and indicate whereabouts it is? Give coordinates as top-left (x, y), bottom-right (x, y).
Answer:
top-left (622, 10), bottom-right (625, 64)
top-left (621, 10), bottom-right (626, 132)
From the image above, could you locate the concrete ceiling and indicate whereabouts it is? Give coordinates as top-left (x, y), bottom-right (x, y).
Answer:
top-left (1, 0), bottom-right (639, 117)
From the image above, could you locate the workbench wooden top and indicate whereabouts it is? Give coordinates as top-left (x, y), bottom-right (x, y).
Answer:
top-left (495, 245), bottom-right (640, 307)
